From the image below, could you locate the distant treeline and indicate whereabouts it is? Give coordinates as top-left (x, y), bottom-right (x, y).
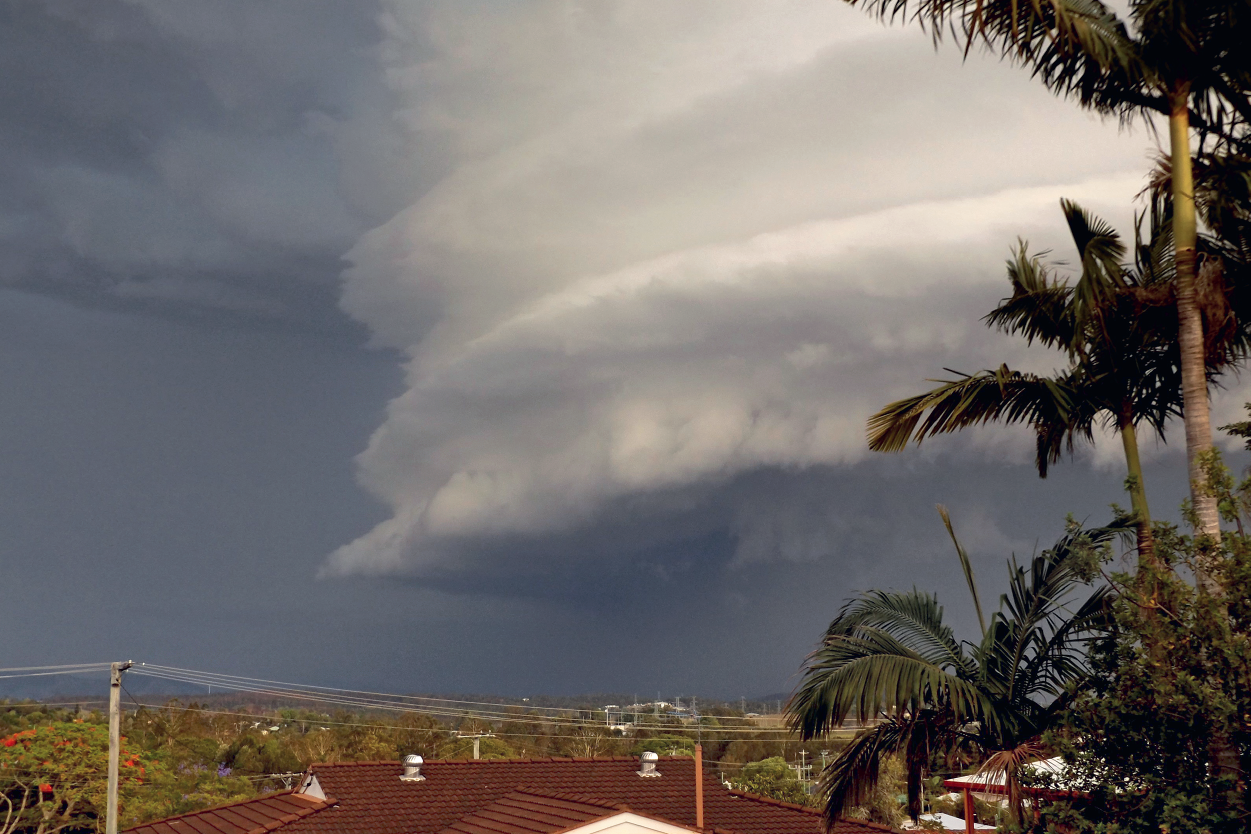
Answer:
top-left (0, 696), bottom-right (848, 834)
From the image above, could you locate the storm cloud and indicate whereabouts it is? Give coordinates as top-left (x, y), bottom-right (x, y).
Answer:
top-left (2, 0), bottom-right (1246, 696)
top-left (326, 1), bottom-right (1182, 579)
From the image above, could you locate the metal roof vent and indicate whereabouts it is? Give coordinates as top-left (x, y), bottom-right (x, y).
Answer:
top-left (637, 751), bottom-right (661, 778)
top-left (401, 754), bottom-right (425, 782)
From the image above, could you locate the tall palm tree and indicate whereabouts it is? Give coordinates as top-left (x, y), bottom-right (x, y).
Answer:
top-left (787, 512), bottom-right (1129, 825)
top-left (843, 0), bottom-right (1251, 581)
top-left (868, 200), bottom-right (1184, 566)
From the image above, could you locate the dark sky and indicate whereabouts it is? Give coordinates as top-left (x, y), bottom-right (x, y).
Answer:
top-left (0, 0), bottom-right (1239, 700)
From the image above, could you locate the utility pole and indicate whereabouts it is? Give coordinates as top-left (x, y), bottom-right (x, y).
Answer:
top-left (107, 661), bottom-right (133, 834)
top-left (457, 732), bottom-right (493, 760)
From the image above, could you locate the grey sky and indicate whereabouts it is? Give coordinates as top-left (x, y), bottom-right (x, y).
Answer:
top-left (0, 0), bottom-right (1242, 699)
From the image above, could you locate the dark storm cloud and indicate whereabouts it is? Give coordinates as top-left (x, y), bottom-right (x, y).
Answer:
top-left (0, 0), bottom-right (411, 334)
top-left (5, 0), bottom-right (1249, 699)
top-left (328, 1), bottom-right (1179, 583)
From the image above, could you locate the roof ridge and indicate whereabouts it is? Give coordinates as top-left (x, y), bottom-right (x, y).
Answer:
top-left (508, 788), bottom-right (630, 811)
top-left (123, 790), bottom-right (337, 834)
top-left (724, 789), bottom-right (821, 816)
top-left (310, 756), bottom-right (648, 768)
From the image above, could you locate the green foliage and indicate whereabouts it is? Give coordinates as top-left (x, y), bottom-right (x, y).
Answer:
top-left (437, 736), bottom-right (517, 760)
top-left (630, 735), bottom-right (695, 758)
top-left (928, 791), bottom-right (1000, 826)
top-left (730, 757), bottom-right (812, 807)
top-left (842, 754), bottom-right (906, 827)
top-left (1035, 454), bottom-right (1251, 834)
top-left (788, 513), bottom-right (1130, 825)
top-left (869, 200), bottom-right (1185, 502)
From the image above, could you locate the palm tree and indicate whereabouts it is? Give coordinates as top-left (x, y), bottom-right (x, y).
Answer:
top-left (868, 200), bottom-right (1184, 566)
top-left (786, 511), bottom-right (1129, 825)
top-left (843, 0), bottom-right (1251, 581)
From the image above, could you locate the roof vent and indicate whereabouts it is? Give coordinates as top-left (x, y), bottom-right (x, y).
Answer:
top-left (401, 754), bottom-right (425, 782)
top-left (637, 751), bottom-right (661, 778)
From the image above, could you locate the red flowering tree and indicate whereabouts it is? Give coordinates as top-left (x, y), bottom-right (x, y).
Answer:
top-left (0, 722), bottom-right (166, 834)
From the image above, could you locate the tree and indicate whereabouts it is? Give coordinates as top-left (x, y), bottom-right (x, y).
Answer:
top-left (1034, 455), bottom-right (1251, 833)
top-left (436, 735), bottom-right (518, 760)
top-left (0, 721), bottom-right (168, 834)
top-left (845, 0), bottom-right (1251, 586)
top-left (630, 735), bottom-right (696, 758)
top-left (731, 757), bottom-right (814, 807)
top-left (842, 754), bottom-right (907, 826)
top-left (869, 200), bottom-right (1187, 565)
top-left (786, 511), bottom-right (1129, 825)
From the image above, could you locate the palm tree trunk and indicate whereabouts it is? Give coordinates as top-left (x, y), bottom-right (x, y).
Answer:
top-left (1118, 414), bottom-right (1155, 569)
top-left (1168, 82), bottom-right (1222, 594)
top-left (1169, 81), bottom-right (1244, 811)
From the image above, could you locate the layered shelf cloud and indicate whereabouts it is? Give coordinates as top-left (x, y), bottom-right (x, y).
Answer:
top-left (326, 0), bottom-right (1157, 578)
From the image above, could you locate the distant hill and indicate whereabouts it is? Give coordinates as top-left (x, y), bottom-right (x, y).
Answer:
top-left (0, 674), bottom-right (794, 719)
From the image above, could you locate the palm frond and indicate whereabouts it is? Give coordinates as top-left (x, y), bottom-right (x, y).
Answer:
top-left (847, 0), bottom-right (1142, 114)
top-left (1062, 199), bottom-right (1129, 328)
top-left (788, 591), bottom-right (991, 739)
top-left (816, 721), bottom-right (908, 823)
top-left (867, 368), bottom-right (1076, 459)
top-left (980, 520), bottom-right (1132, 712)
top-left (938, 505), bottom-right (986, 637)
top-left (829, 589), bottom-right (974, 672)
top-left (986, 241), bottom-right (1078, 349)
top-left (977, 740), bottom-right (1050, 824)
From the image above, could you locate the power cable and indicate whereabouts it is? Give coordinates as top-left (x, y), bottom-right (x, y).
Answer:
top-left (131, 665), bottom-right (769, 723)
top-left (0, 663), bottom-right (113, 681)
top-left (111, 700), bottom-right (795, 742)
top-left (127, 670), bottom-right (785, 735)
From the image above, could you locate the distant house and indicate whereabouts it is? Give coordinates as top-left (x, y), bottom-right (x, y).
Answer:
top-left (125, 755), bottom-right (903, 834)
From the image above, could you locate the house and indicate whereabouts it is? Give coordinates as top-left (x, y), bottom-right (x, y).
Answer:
top-left (125, 754), bottom-right (903, 834)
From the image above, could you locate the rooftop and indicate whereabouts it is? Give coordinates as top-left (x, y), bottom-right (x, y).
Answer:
top-left (125, 757), bottom-right (903, 834)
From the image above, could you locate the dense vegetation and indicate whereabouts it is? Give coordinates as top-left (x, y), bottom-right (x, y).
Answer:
top-left (782, 0), bottom-right (1251, 829)
top-left (0, 698), bottom-right (845, 833)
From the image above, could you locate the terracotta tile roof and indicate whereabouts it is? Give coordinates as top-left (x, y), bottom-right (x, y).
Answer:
top-left (440, 789), bottom-right (630, 834)
top-left (127, 758), bottom-right (900, 834)
top-left (126, 790), bottom-right (335, 834)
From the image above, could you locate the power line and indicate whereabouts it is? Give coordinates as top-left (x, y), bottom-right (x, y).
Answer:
top-left (0, 660), bottom-right (778, 729)
top-left (127, 667), bottom-right (785, 734)
top-left (0, 663), bottom-right (113, 681)
top-left (0, 661), bottom-right (789, 736)
top-left (130, 664), bottom-right (771, 723)
top-left (0, 664), bottom-right (112, 673)
top-left (113, 700), bottom-right (795, 742)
